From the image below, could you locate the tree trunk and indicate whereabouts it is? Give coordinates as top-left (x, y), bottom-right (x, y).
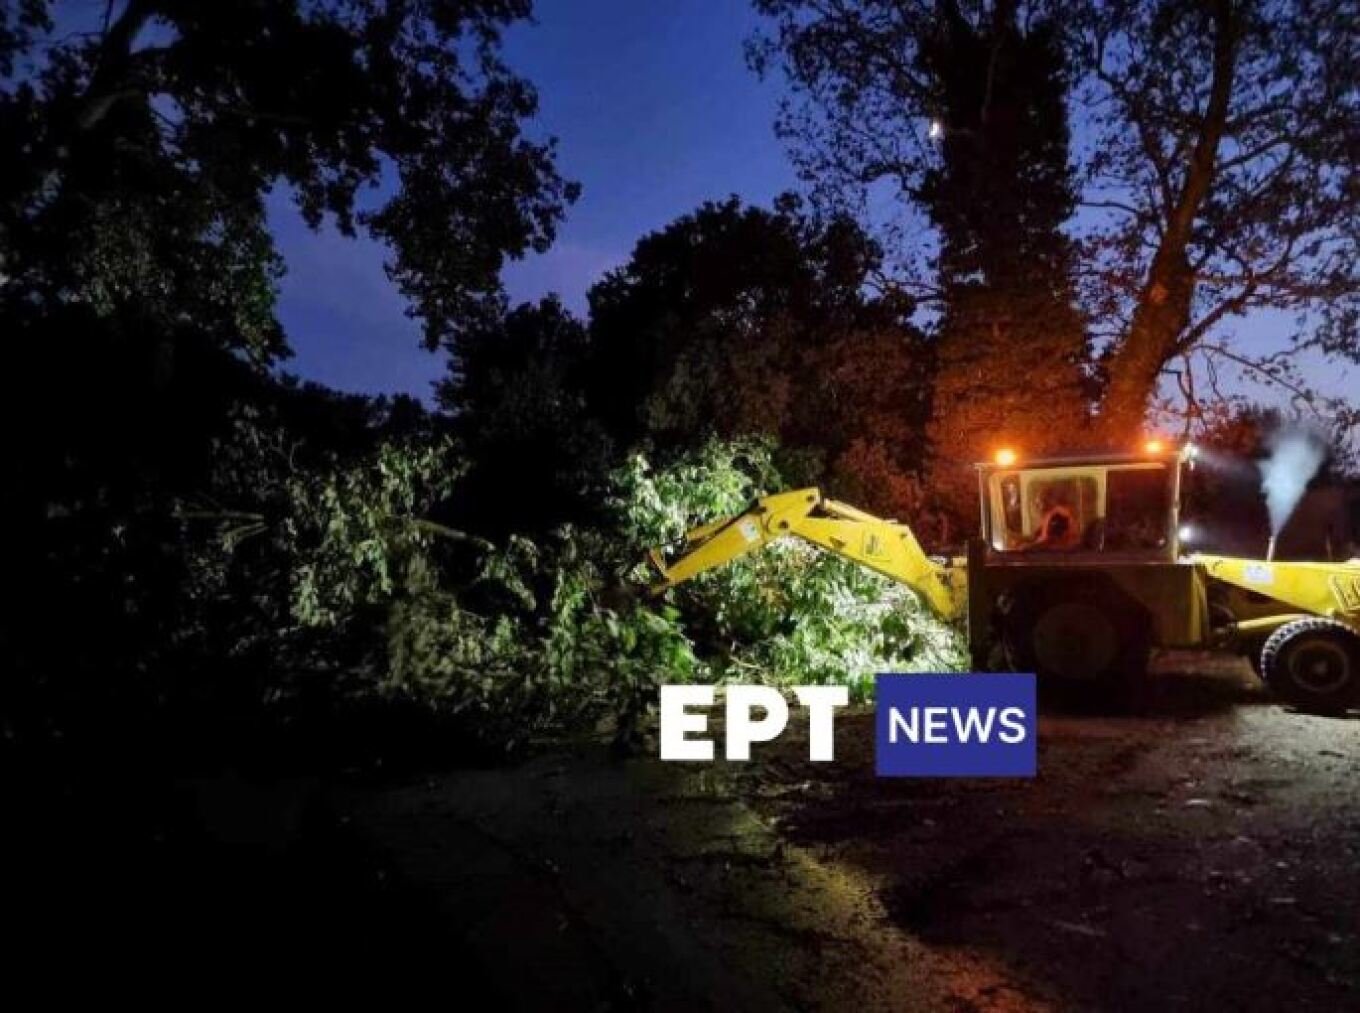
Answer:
top-left (1099, 0), bottom-right (1238, 436)
top-left (1101, 244), bottom-right (1196, 435)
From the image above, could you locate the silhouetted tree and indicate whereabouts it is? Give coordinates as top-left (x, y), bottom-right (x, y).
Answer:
top-left (583, 196), bottom-right (932, 517)
top-left (750, 0), bottom-right (1359, 440)
top-left (1073, 0), bottom-right (1358, 433)
top-left (0, 0), bottom-right (573, 739)
top-left (439, 297), bottom-right (612, 533)
top-left (2, 0), bottom-right (576, 358)
top-left (917, 2), bottom-right (1090, 531)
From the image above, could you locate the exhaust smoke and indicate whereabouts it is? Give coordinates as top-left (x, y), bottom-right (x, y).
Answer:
top-left (1258, 423), bottom-right (1328, 549)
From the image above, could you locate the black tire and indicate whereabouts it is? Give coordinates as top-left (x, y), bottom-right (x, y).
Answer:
top-left (1003, 580), bottom-right (1151, 685)
top-left (1259, 618), bottom-right (1360, 714)
top-left (1247, 650), bottom-right (1264, 678)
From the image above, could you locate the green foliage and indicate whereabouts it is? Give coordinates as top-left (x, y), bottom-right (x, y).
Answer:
top-left (284, 442), bottom-right (462, 628)
top-left (691, 547), bottom-right (965, 700)
top-left (377, 530), bottom-right (699, 747)
top-left (187, 407), bottom-right (458, 626)
top-left (1, 1), bottom-right (575, 751)
top-left (187, 408), bottom-right (701, 745)
top-left (610, 436), bottom-right (785, 545)
top-left (186, 425), bottom-right (960, 745)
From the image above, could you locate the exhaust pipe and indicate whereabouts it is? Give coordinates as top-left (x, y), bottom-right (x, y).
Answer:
top-left (1266, 535), bottom-right (1277, 562)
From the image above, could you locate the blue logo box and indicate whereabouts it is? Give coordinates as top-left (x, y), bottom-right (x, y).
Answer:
top-left (875, 673), bottom-right (1037, 777)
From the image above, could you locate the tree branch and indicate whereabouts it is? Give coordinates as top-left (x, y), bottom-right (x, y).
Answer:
top-left (1198, 342), bottom-right (1321, 411)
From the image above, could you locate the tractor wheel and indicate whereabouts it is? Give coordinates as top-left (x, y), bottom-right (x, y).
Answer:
top-left (1259, 618), bottom-right (1360, 715)
top-left (1003, 581), bottom-right (1150, 685)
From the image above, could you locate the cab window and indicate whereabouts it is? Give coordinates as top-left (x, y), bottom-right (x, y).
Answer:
top-left (1000, 476), bottom-right (1023, 535)
top-left (995, 473), bottom-right (1098, 551)
top-left (1104, 466), bottom-right (1170, 550)
top-left (1025, 476), bottom-right (1097, 551)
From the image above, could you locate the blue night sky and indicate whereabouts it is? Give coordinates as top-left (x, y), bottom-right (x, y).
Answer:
top-left (269, 0), bottom-right (1353, 412)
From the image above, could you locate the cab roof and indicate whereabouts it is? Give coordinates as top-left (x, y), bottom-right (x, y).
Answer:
top-left (975, 449), bottom-right (1185, 472)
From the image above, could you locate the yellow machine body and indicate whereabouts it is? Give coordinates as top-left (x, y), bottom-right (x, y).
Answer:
top-left (647, 446), bottom-right (1360, 692)
top-left (1194, 556), bottom-right (1360, 635)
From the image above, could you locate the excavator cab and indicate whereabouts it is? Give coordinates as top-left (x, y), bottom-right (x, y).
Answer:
top-left (979, 448), bottom-right (1185, 561)
top-left (972, 444), bottom-right (1360, 707)
top-left (965, 445), bottom-right (1203, 681)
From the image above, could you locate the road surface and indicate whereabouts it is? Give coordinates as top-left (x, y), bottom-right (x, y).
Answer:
top-left (334, 655), bottom-right (1360, 1010)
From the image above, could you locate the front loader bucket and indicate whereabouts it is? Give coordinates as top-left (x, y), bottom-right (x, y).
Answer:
top-left (1195, 554), bottom-right (1360, 631)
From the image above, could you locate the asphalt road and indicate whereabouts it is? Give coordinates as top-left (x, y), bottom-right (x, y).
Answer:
top-left (336, 654), bottom-right (1360, 1011)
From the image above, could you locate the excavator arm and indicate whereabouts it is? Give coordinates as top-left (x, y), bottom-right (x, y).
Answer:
top-left (647, 487), bottom-right (967, 622)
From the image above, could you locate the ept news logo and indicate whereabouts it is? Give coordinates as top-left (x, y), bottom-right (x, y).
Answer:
top-left (658, 674), bottom-right (1037, 777)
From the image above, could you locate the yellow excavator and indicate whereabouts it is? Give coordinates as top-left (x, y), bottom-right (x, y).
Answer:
top-left (648, 442), bottom-right (1360, 713)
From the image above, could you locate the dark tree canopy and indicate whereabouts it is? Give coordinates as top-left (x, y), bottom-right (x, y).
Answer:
top-left (750, 0), bottom-right (1360, 441)
top-left (585, 198), bottom-right (909, 436)
top-left (915, 2), bottom-right (1091, 528)
top-left (0, 0), bottom-right (575, 728)
top-left (439, 198), bottom-right (936, 523)
top-left (582, 196), bottom-right (932, 517)
top-left (0, 0), bottom-right (577, 359)
top-left (1075, 0), bottom-right (1359, 433)
top-left (1, 0), bottom-right (578, 523)
top-left (439, 296), bottom-right (612, 533)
